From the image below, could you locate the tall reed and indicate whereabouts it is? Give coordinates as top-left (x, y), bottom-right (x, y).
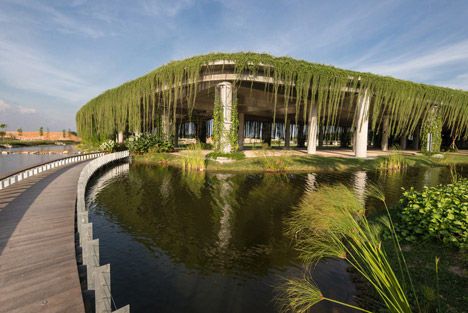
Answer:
top-left (182, 143), bottom-right (206, 171)
top-left (283, 184), bottom-right (415, 313)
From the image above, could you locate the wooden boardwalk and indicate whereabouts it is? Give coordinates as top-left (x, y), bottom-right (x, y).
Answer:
top-left (0, 163), bottom-right (87, 313)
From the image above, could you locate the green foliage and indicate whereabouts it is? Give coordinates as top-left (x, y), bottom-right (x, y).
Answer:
top-left (421, 107), bottom-right (443, 153)
top-left (181, 143), bottom-right (206, 171)
top-left (99, 139), bottom-right (117, 152)
top-left (76, 52), bottom-right (468, 143)
top-left (125, 133), bottom-right (174, 154)
top-left (398, 179), bottom-right (468, 249)
top-left (284, 184), bottom-right (413, 313)
top-left (378, 148), bottom-right (407, 172)
top-left (212, 87), bottom-right (223, 151)
top-left (230, 90), bottom-right (239, 151)
top-left (206, 151), bottom-right (245, 160)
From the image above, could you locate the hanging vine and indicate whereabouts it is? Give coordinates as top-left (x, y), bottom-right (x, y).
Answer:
top-left (212, 87), bottom-right (222, 151)
top-left (421, 107), bottom-right (443, 153)
top-left (76, 52), bottom-right (468, 144)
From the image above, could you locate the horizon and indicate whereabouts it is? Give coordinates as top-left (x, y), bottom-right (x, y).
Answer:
top-left (1, 0), bottom-right (468, 131)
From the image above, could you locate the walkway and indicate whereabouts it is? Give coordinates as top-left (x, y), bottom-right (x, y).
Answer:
top-left (0, 162), bottom-right (87, 313)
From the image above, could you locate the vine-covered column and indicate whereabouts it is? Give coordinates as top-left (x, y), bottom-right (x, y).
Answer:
top-left (354, 90), bottom-right (370, 158)
top-left (381, 115), bottom-right (389, 151)
top-left (307, 104), bottom-right (318, 154)
top-left (213, 82), bottom-right (238, 153)
top-left (421, 107), bottom-right (442, 153)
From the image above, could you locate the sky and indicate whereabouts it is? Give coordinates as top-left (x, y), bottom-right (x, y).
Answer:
top-left (0, 0), bottom-right (467, 131)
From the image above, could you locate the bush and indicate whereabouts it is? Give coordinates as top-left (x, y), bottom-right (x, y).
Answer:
top-left (125, 133), bottom-right (174, 154)
top-left (398, 179), bottom-right (468, 249)
top-left (99, 139), bottom-right (116, 153)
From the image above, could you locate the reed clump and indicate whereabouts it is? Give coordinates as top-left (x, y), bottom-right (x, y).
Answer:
top-left (282, 184), bottom-right (420, 313)
top-left (378, 148), bottom-right (407, 172)
top-left (181, 143), bottom-right (206, 171)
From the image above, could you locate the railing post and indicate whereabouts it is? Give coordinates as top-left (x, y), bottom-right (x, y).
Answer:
top-left (95, 264), bottom-right (112, 313)
top-left (83, 238), bottom-right (99, 290)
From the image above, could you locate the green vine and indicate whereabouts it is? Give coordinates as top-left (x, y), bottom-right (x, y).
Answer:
top-left (421, 107), bottom-right (442, 153)
top-left (76, 52), bottom-right (468, 144)
top-left (230, 89), bottom-right (239, 151)
top-left (212, 87), bottom-right (222, 151)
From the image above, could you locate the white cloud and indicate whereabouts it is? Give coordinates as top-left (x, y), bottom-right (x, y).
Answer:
top-left (0, 99), bottom-right (11, 111)
top-left (18, 106), bottom-right (36, 114)
top-left (140, 0), bottom-right (195, 17)
top-left (0, 99), bottom-right (36, 114)
top-left (0, 36), bottom-right (102, 102)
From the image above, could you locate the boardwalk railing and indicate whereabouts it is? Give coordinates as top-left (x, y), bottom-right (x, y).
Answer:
top-left (76, 151), bottom-right (130, 313)
top-left (0, 153), bottom-right (104, 190)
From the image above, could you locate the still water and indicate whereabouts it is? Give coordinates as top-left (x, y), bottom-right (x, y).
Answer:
top-left (87, 163), bottom-right (466, 313)
top-left (0, 145), bottom-right (76, 177)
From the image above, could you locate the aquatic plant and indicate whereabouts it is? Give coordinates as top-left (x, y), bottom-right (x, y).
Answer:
top-left (181, 143), bottom-right (206, 171)
top-left (76, 52), bottom-right (468, 143)
top-left (283, 184), bottom-right (415, 313)
top-left (377, 148), bottom-right (407, 172)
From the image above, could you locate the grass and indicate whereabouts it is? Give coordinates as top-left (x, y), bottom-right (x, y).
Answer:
top-left (133, 150), bottom-right (468, 173)
top-left (283, 184), bottom-right (413, 313)
top-left (377, 148), bottom-right (407, 172)
top-left (180, 143), bottom-right (206, 171)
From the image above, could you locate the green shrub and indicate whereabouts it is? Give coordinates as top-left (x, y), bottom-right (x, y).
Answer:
top-left (206, 151), bottom-right (245, 160)
top-left (398, 179), bottom-right (468, 249)
top-left (99, 139), bottom-right (117, 153)
top-left (126, 133), bottom-right (174, 154)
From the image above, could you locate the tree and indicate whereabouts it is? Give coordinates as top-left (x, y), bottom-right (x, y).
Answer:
top-left (39, 126), bottom-right (44, 136)
top-left (0, 123), bottom-right (6, 141)
top-left (17, 128), bottom-right (23, 137)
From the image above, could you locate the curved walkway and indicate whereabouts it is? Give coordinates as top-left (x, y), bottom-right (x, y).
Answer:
top-left (0, 162), bottom-right (87, 313)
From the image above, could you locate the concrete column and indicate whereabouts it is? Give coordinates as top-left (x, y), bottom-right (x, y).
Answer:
top-left (284, 118), bottom-right (291, 148)
top-left (238, 112), bottom-right (245, 149)
top-left (117, 131), bottom-right (124, 144)
top-left (354, 90), bottom-right (370, 158)
top-left (400, 135), bottom-right (407, 150)
top-left (297, 120), bottom-right (306, 148)
top-left (307, 104), bottom-right (318, 154)
top-left (381, 115), bottom-right (389, 151)
top-left (262, 122), bottom-right (272, 146)
top-left (218, 82), bottom-right (233, 153)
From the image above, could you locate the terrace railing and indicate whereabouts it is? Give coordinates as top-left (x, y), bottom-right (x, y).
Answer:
top-left (0, 153), bottom-right (103, 190)
top-left (76, 151), bottom-right (130, 313)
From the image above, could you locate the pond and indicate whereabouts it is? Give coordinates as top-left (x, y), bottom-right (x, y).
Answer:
top-left (87, 163), bottom-right (467, 313)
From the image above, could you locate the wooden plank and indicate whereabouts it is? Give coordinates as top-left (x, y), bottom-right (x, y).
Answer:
top-left (0, 163), bottom-right (87, 313)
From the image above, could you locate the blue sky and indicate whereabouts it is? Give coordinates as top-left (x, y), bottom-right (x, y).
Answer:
top-left (0, 0), bottom-right (467, 131)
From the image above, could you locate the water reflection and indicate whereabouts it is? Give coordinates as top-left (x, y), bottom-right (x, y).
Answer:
top-left (88, 163), bottom-right (466, 313)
